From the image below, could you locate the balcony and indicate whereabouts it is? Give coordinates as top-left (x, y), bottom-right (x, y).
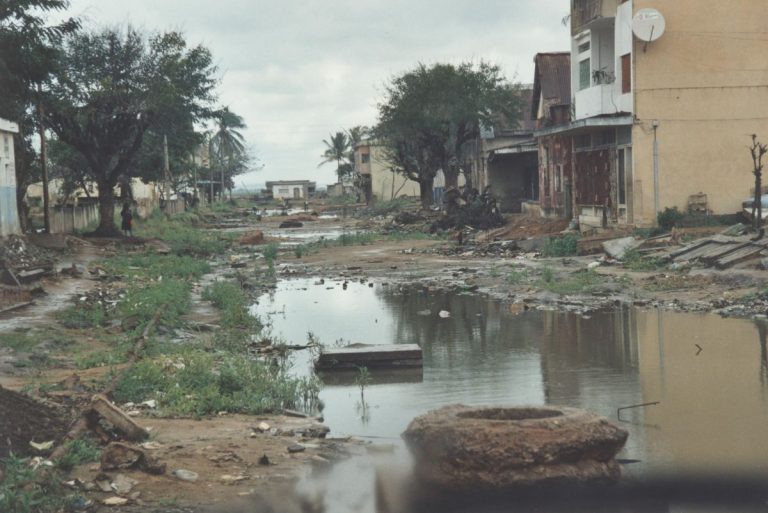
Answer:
top-left (572, 0), bottom-right (602, 34)
top-left (574, 83), bottom-right (616, 120)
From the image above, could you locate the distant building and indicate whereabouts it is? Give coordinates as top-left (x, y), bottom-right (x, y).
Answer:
top-left (266, 180), bottom-right (316, 200)
top-left (0, 119), bottom-right (20, 236)
top-left (354, 140), bottom-right (420, 204)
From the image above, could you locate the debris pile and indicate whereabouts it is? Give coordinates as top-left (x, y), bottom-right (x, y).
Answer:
top-left (0, 235), bottom-right (55, 286)
top-left (0, 385), bottom-right (67, 458)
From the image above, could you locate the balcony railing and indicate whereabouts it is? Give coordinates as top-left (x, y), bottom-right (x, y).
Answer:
top-left (572, 0), bottom-right (602, 34)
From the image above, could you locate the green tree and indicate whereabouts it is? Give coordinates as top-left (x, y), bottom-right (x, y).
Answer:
top-left (0, 0), bottom-right (79, 230)
top-left (210, 107), bottom-right (248, 200)
top-left (40, 27), bottom-right (218, 235)
top-left (319, 131), bottom-right (351, 183)
top-left (376, 62), bottom-right (521, 207)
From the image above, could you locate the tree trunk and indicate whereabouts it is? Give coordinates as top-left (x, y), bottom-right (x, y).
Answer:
top-left (419, 176), bottom-right (434, 209)
top-left (95, 178), bottom-right (121, 236)
top-left (444, 164), bottom-right (460, 190)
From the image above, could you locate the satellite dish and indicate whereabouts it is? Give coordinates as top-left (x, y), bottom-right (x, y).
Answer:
top-left (632, 8), bottom-right (666, 42)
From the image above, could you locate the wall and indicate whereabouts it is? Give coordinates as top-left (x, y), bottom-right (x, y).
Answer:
top-left (0, 127), bottom-right (20, 237)
top-left (632, 0), bottom-right (768, 225)
top-left (538, 134), bottom-right (574, 218)
top-left (368, 145), bottom-right (420, 201)
top-left (487, 152), bottom-right (538, 213)
top-left (50, 203), bottom-right (99, 234)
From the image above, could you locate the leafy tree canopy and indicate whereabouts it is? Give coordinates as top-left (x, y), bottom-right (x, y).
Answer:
top-left (41, 26), bottom-right (218, 234)
top-left (376, 62), bottom-right (522, 205)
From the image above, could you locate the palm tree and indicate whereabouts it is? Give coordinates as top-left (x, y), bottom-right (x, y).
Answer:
top-left (211, 107), bottom-right (247, 200)
top-left (319, 131), bottom-right (350, 183)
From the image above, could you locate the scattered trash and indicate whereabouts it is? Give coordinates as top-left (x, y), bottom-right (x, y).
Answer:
top-left (172, 469), bottom-right (199, 482)
top-left (256, 421), bottom-right (271, 432)
top-left (110, 474), bottom-right (138, 496)
top-left (438, 310), bottom-right (451, 318)
top-left (29, 440), bottom-right (54, 452)
top-left (102, 496), bottom-right (129, 506)
top-left (220, 474), bottom-right (248, 483)
top-left (258, 454), bottom-right (271, 466)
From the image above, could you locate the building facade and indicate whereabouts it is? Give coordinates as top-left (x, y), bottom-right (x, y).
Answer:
top-left (354, 140), bottom-right (420, 203)
top-left (266, 180), bottom-right (316, 200)
top-left (536, 0), bottom-right (767, 228)
top-left (464, 89), bottom-right (539, 214)
top-left (0, 119), bottom-right (20, 236)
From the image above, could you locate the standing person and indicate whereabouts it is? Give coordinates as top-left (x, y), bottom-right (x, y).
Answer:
top-left (120, 203), bottom-right (133, 237)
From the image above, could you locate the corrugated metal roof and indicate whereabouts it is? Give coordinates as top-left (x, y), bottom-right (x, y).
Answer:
top-left (531, 53), bottom-right (571, 119)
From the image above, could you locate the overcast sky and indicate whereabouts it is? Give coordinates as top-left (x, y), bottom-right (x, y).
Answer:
top-left (60, 0), bottom-right (570, 189)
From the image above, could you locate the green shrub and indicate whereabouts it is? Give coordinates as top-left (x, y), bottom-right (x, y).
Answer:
top-left (56, 439), bottom-right (101, 471)
top-left (541, 234), bottom-right (579, 257)
top-left (657, 207), bottom-right (684, 231)
top-left (0, 455), bottom-right (73, 513)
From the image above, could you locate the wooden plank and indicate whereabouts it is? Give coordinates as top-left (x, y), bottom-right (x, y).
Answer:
top-left (316, 344), bottom-right (422, 370)
top-left (699, 242), bottom-right (752, 264)
top-left (673, 241), bottom-right (734, 262)
top-left (715, 245), bottom-right (765, 269)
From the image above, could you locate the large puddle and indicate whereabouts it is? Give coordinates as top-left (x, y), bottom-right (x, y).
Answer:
top-left (253, 278), bottom-right (768, 511)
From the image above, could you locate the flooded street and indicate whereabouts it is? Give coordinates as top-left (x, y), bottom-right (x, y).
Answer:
top-left (255, 278), bottom-right (768, 483)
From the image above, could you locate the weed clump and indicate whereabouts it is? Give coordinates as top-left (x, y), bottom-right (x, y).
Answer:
top-left (113, 351), bottom-right (320, 417)
top-left (541, 234), bottom-right (579, 257)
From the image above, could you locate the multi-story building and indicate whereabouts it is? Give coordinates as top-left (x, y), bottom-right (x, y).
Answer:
top-left (536, 0), bottom-right (768, 228)
top-left (353, 140), bottom-right (420, 204)
top-left (0, 118), bottom-right (20, 236)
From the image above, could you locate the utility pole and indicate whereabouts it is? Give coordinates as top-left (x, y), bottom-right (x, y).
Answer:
top-left (37, 84), bottom-right (50, 234)
top-left (652, 120), bottom-right (660, 224)
top-left (163, 134), bottom-right (170, 207)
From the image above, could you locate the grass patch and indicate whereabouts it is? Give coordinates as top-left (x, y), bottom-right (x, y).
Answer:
top-left (539, 267), bottom-right (601, 295)
top-left (56, 438), bottom-right (101, 471)
top-left (623, 249), bottom-right (666, 272)
top-left (113, 351), bottom-right (320, 417)
top-left (369, 197), bottom-right (411, 216)
top-left (136, 210), bottom-right (227, 257)
top-left (0, 330), bottom-right (73, 353)
top-left (541, 234), bottom-right (579, 257)
top-left (103, 254), bottom-right (211, 280)
top-left (118, 278), bottom-right (191, 333)
top-left (202, 281), bottom-right (258, 330)
top-left (57, 301), bottom-right (109, 329)
top-left (0, 454), bottom-right (77, 513)
top-left (506, 268), bottom-right (528, 285)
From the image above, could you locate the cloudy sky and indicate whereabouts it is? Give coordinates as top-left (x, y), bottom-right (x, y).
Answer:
top-left (60, 0), bottom-right (570, 188)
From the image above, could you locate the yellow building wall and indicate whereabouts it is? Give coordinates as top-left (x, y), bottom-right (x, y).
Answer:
top-left (368, 145), bottom-right (421, 201)
top-left (635, 310), bottom-right (768, 476)
top-left (631, 0), bottom-right (768, 225)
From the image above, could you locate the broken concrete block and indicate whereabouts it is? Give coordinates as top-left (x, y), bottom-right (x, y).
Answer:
top-left (602, 237), bottom-right (642, 260)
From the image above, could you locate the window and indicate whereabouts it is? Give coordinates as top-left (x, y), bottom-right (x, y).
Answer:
top-left (575, 134), bottom-right (592, 149)
top-left (278, 188), bottom-right (289, 194)
top-left (621, 54), bottom-right (631, 94)
top-left (3, 135), bottom-right (9, 158)
top-left (579, 59), bottom-right (591, 90)
top-left (361, 153), bottom-right (370, 164)
top-left (577, 41), bottom-right (591, 54)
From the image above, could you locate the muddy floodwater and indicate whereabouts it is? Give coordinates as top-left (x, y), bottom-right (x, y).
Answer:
top-left (253, 278), bottom-right (768, 511)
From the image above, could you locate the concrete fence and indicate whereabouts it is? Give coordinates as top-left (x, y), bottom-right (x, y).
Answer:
top-left (163, 198), bottom-right (186, 216)
top-left (50, 203), bottom-right (99, 234)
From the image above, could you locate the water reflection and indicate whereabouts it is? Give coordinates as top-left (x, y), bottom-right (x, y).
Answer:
top-left (252, 278), bottom-right (768, 502)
